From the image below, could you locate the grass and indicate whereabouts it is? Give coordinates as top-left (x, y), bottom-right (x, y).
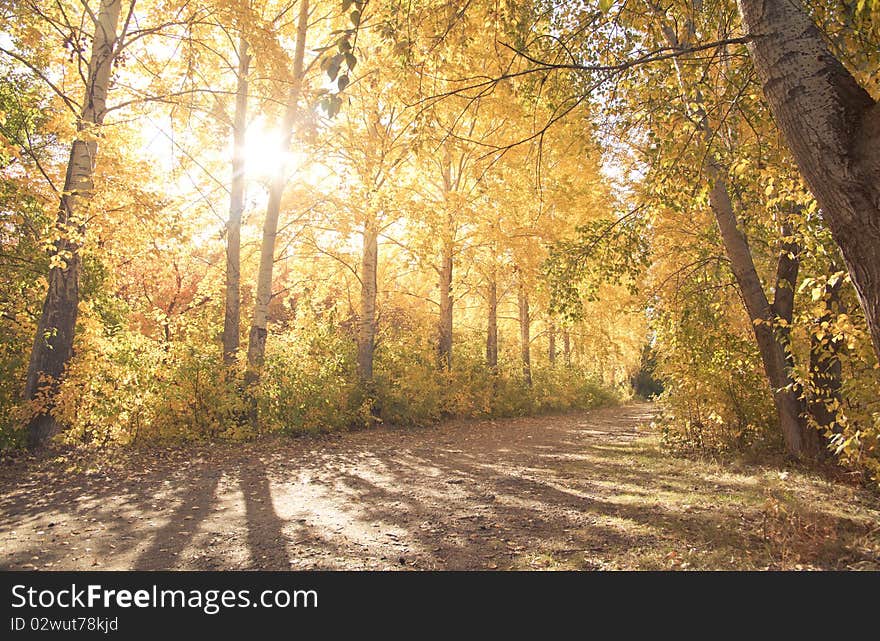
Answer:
top-left (514, 429), bottom-right (880, 571)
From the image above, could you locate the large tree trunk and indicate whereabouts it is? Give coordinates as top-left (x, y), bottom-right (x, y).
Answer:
top-left (23, 0), bottom-right (123, 448)
top-left (246, 0), bottom-right (309, 380)
top-left (738, 0), bottom-right (880, 363)
top-left (223, 37), bottom-right (250, 364)
top-left (518, 281), bottom-right (532, 387)
top-left (357, 220), bottom-right (378, 382)
top-left (437, 238), bottom-right (453, 371)
top-left (486, 275), bottom-right (498, 372)
top-left (647, 1), bottom-right (812, 457)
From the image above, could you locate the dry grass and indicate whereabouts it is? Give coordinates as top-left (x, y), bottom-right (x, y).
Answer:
top-left (533, 431), bottom-right (880, 570)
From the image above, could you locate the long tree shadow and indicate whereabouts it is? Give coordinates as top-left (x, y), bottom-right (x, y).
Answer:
top-left (312, 424), bottom-right (880, 570)
top-left (0, 456), bottom-right (222, 570)
top-left (133, 472), bottom-right (221, 570)
top-left (240, 461), bottom-right (290, 569)
top-left (3, 403), bottom-right (878, 570)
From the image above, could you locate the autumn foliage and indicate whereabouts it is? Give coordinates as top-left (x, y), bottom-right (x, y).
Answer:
top-left (1, 0), bottom-right (878, 485)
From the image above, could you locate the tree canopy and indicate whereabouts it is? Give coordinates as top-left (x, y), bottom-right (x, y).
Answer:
top-left (1, 0), bottom-right (878, 485)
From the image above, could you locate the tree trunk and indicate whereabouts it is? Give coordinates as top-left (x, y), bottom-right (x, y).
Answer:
top-left (223, 37), bottom-right (250, 364)
top-left (437, 239), bottom-right (453, 371)
top-left (23, 0), bottom-right (123, 448)
top-left (357, 221), bottom-right (378, 382)
top-left (518, 281), bottom-right (532, 387)
top-left (563, 329), bottom-right (571, 368)
top-left (772, 217), bottom-right (821, 453)
top-left (548, 318), bottom-right (557, 366)
top-left (647, 1), bottom-right (812, 457)
top-left (709, 169), bottom-right (812, 457)
top-left (246, 0), bottom-right (309, 381)
top-left (486, 275), bottom-right (498, 372)
top-left (769, 219), bottom-right (801, 395)
top-left (738, 0), bottom-right (880, 363)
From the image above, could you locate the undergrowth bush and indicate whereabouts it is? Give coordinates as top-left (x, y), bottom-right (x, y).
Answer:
top-left (652, 274), bottom-right (880, 485)
top-left (652, 303), bottom-right (780, 456)
top-left (258, 327), bottom-right (363, 435)
top-left (51, 318), bottom-right (246, 446)
top-left (372, 328), bottom-right (622, 427)
top-left (3, 310), bottom-right (623, 449)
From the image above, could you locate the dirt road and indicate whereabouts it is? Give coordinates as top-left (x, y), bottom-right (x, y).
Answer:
top-left (2, 403), bottom-right (878, 570)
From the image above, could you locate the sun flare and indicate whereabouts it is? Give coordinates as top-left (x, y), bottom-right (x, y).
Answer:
top-left (238, 120), bottom-right (328, 186)
top-left (239, 121), bottom-right (291, 180)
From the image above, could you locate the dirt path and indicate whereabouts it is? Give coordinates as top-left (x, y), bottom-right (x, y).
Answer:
top-left (2, 403), bottom-right (879, 570)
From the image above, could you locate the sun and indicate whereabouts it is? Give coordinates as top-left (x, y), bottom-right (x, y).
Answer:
top-left (239, 120), bottom-right (292, 181)
top-left (239, 119), bottom-right (331, 187)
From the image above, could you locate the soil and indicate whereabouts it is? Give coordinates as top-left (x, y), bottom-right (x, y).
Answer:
top-left (2, 402), bottom-right (879, 570)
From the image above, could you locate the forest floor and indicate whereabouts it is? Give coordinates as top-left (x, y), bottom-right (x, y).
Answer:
top-left (2, 402), bottom-right (879, 570)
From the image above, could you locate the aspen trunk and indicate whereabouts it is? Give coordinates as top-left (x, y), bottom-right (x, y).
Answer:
top-left (738, 0), bottom-right (880, 364)
top-left (563, 330), bottom-right (571, 368)
top-left (246, 0), bottom-right (309, 380)
top-left (769, 220), bottom-right (807, 442)
top-left (708, 168), bottom-right (811, 457)
top-left (647, 1), bottom-right (811, 457)
top-left (548, 319), bottom-right (557, 366)
top-left (357, 221), bottom-right (378, 382)
top-left (23, 0), bottom-right (123, 448)
top-left (518, 282), bottom-right (532, 387)
top-left (486, 276), bottom-right (498, 372)
top-left (223, 37), bottom-right (250, 364)
top-left (437, 239), bottom-right (453, 371)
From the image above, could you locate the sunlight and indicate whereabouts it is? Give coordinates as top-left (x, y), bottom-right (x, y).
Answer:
top-left (240, 120), bottom-right (294, 181)
top-left (6, 0), bottom-right (879, 581)
top-left (238, 119), bottom-right (334, 188)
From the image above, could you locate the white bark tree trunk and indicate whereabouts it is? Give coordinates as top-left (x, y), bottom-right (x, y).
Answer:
top-left (23, 0), bottom-right (123, 448)
top-left (518, 280), bottom-right (532, 387)
top-left (223, 37), bottom-right (250, 364)
top-left (738, 0), bottom-right (880, 362)
top-left (357, 220), bottom-right (378, 382)
top-left (246, 0), bottom-right (309, 380)
top-left (486, 275), bottom-right (498, 372)
top-left (437, 238), bottom-right (453, 371)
